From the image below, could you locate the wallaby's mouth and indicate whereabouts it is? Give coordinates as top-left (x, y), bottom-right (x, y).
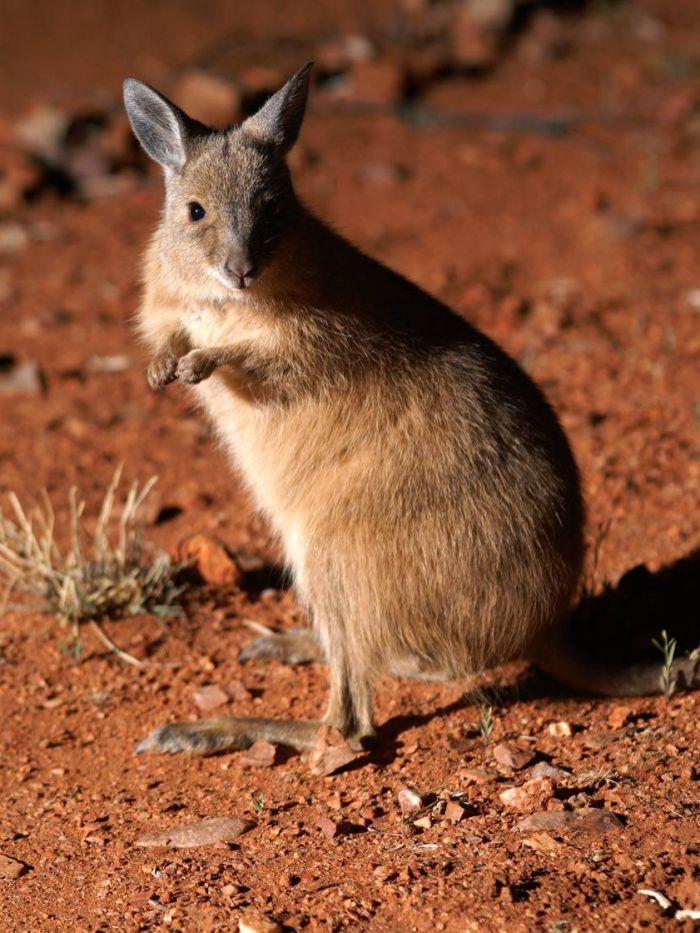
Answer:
top-left (211, 267), bottom-right (258, 296)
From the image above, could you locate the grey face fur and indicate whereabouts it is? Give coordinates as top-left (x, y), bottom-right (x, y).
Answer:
top-left (123, 64), bottom-right (312, 295)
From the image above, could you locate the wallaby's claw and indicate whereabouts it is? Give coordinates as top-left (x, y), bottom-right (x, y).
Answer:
top-left (176, 349), bottom-right (217, 385)
top-left (147, 353), bottom-right (178, 391)
top-left (238, 628), bottom-right (324, 665)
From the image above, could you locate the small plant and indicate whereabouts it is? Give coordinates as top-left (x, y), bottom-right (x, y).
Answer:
top-left (478, 704), bottom-right (494, 744)
top-left (652, 629), bottom-right (677, 699)
top-left (0, 468), bottom-right (187, 639)
top-left (252, 791), bottom-right (265, 814)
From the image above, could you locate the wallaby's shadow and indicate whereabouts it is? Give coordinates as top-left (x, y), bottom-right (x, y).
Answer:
top-left (374, 549), bottom-right (700, 753)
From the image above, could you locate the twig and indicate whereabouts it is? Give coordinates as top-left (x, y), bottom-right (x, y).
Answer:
top-left (89, 621), bottom-right (182, 670)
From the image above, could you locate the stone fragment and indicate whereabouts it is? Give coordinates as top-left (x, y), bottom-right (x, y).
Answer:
top-left (229, 679), bottom-right (253, 702)
top-left (241, 740), bottom-right (277, 769)
top-left (413, 815), bottom-right (432, 830)
top-left (500, 777), bottom-right (555, 812)
top-left (397, 786), bottom-right (425, 814)
top-left (192, 684), bottom-right (230, 712)
top-left (172, 71), bottom-right (241, 128)
top-left (135, 817), bottom-right (254, 848)
top-left (0, 358), bottom-right (44, 394)
top-left (176, 533), bottom-right (242, 586)
top-left (444, 799), bottom-right (467, 823)
top-left (238, 912), bottom-right (282, 933)
top-left (0, 853), bottom-right (29, 879)
top-left (522, 832), bottom-right (561, 853)
top-left (307, 726), bottom-right (357, 776)
top-left (517, 807), bottom-right (624, 835)
top-left (493, 742), bottom-right (535, 770)
top-left (607, 705), bottom-right (630, 730)
top-left (547, 721), bottom-right (573, 737)
top-left (531, 761), bottom-right (571, 782)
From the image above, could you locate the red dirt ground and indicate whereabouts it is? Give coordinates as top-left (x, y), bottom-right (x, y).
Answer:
top-left (0, 1), bottom-right (698, 930)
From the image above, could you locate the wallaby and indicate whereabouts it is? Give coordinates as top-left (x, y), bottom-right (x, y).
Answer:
top-left (124, 64), bottom-right (698, 757)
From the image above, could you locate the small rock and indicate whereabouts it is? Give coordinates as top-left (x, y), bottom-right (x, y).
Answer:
top-left (172, 70), bottom-right (242, 128)
top-left (460, 767), bottom-right (497, 784)
top-left (0, 358), bottom-right (45, 394)
top-left (444, 799), bottom-right (467, 823)
top-left (135, 816), bottom-right (254, 849)
top-left (531, 761), bottom-right (571, 782)
top-left (522, 832), bottom-right (561, 853)
top-left (493, 742), bottom-right (535, 770)
top-left (176, 533), bottom-right (242, 586)
top-left (547, 721), bottom-right (573, 737)
top-left (241, 740), bottom-right (277, 768)
top-left (229, 679), bottom-right (253, 702)
top-left (0, 221), bottom-right (29, 255)
top-left (0, 853), bottom-right (29, 879)
top-left (413, 815), bottom-right (432, 830)
top-left (607, 705), bottom-right (630, 730)
top-left (238, 912), bottom-right (282, 933)
top-left (307, 726), bottom-right (358, 776)
top-left (317, 816), bottom-right (343, 839)
top-left (397, 786), bottom-right (425, 814)
top-left (500, 777), bottom-right (555, 812)
top-left (192, 684), bottom-right (230, 712)
top-left (518, 807), bottom-right (624, 835)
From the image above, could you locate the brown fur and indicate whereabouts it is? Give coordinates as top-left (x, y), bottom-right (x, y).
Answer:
top-left (124, 66), bottom-right (696, 756)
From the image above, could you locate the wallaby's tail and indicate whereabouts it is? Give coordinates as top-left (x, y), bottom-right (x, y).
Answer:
top-left (533, 635), bottom-right (699, 697)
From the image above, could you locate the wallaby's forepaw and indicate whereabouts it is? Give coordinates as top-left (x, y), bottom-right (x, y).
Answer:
top-left (176, 349), bottom-right (217, 385)
top-left (147, 352), bottom-right (179, 391)
top-left (239, 628), bottom-right (324, 665)
top-left (135, 718), bottom-right (254, 756)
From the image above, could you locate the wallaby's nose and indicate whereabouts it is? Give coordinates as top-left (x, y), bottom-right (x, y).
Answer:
top-left (224, 247), bottom-right (256, 289)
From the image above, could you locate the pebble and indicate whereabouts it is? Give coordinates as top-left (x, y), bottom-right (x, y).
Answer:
top-left (397, 786), bottom-right (425, 814)
top-left (0, 853), bottom-right (29, 879)
top-left (0, 358), bottom-right (44, 394)
top-left (307, 726), bottom-right (358, 776)
top-left (531, 761), bottom-right (571, 782)
top-left (241, 740), bottom-right (277, 769)
top-left (175, 533), bottom-right (242, 586)
top-left (517, 807), bottom-right (624, 835)
top-left (192, 684), bottom-right (231, 712)
top-left (547, 721), bottom-right (573, 737)
top-left (135, 816), bottom-right (254, 849)
top-left (522, 832), bottom-right (561, 853)
top-left (499, 777), bottom-right (555, 812)
top-left (444, 799), bottom-right (467, 823)
top-left (0, 221), bottom-right (29, 255)
top-left (238, 912), bottom-right (282, 933)
top-left (492, 742), bottom-right (535, 770)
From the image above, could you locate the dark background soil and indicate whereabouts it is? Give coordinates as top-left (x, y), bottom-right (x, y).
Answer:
top-left (0, 1), bottom-right (698, 930)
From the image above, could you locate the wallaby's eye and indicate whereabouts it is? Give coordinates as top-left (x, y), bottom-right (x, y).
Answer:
top-left (188, 202), bottom-right (206, 222)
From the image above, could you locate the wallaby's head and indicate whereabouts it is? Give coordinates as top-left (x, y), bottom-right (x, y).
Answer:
top-left (123, 64), bottom-right (312, 299)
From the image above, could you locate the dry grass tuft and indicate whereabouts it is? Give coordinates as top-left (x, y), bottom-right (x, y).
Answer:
top-left (0, 468), bottom-right (187, 629)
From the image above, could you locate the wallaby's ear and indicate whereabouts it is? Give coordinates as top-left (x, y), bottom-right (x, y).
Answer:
top-left (123, 79), bottom-right (204, 174)
top-left (242, 62), bottom-right (313, 154)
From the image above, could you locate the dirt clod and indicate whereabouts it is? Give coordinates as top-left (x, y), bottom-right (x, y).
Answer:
top-left (192, 683), bottom-right (231, 712)
top-left (241, 740), bottom-right (278, 768)
top-left (176, 533), bottom-right (242, 586)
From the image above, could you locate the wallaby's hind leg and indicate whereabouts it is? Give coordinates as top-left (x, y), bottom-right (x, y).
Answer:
top-left (135, 716), bottom-right (321, 755)
top-left (238, 627), bottom-right (324, 665)
top-left (136, 633), bottom-right (374, 756)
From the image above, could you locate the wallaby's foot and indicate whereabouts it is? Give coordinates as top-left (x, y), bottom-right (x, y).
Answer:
top-left (135, 716), bottom-right (322, 756)
top-left (239, 627), bottom-right (324, 665)
top-left (674, 654), bottom-right (700, 692)
top-left (148, 351), bottom-right (179, 391)
top-left (176, 349), bottom-right (218, 385)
